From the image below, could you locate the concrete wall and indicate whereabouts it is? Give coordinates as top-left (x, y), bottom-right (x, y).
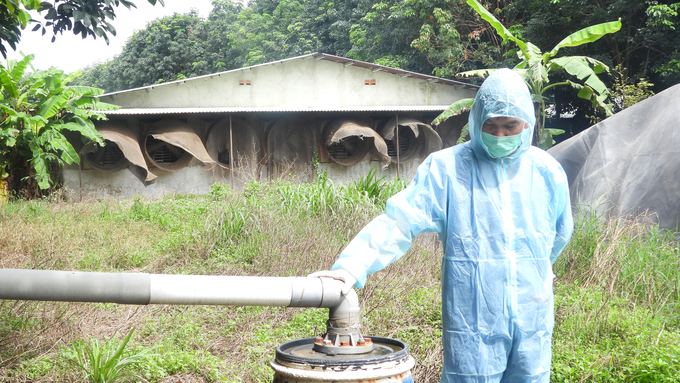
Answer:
top-left (65, 161), bottom-right (223, 200)
top-left (65, 154), bottom-right (420, 200)
top-left (65, 110), bottom-right (450, 200)
top-left (100, 57), bottom-right (478, 108)
top-left (319, 156), bottom-right (420, 184)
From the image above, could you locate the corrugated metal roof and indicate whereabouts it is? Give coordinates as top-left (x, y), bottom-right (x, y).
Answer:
top-left (100, 53), bottom-right (479, 98)
top-left (98, 105), bottom-right (457, 115)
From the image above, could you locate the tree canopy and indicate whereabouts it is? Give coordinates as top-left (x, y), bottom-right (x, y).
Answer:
top-left (0, 0), bottom-right (165, 58)
top-left (67, 0), bottom-right (680, 131)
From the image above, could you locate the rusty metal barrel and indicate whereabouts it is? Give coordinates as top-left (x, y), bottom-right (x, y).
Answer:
top-left (271, 336), bottom-right (414, 383)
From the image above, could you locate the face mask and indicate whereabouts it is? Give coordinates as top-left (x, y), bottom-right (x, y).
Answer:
top-left (481, 131), bottom-right (524, 158)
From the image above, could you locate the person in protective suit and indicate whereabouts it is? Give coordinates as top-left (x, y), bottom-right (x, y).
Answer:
top-left (310, 68), bottom-right (574, 383)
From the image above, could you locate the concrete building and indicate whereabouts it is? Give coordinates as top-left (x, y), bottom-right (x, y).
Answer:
top-left (66, 53), bottom-right (478, 199)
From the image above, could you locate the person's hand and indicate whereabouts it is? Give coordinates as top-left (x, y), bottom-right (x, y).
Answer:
top-left (307, 269), bottom-right (357, 295)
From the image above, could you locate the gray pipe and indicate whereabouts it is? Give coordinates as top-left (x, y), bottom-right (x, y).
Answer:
top-left (0, 269), bottom-right (150, 304)
top-left (0, 268), bottom-right (368, 354)
top-left (0, 268), bottom-right (347, 309)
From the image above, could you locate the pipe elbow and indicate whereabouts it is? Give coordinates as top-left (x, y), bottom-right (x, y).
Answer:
top-left (328, 288), bottom-right (361, 329)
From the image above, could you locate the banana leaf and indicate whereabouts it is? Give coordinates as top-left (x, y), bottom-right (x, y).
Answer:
top-left (51, 134), bottom-right (79, 164)
top-left (38, 93), bottom-right (70, 120)
top-left (550, 56), bottom-right (609, 95)
top-left (432, 98), bottom-right (474, 125)
top-left (538, 128), bottom-right (564, 150)
top-left (32, 155), bottom-right (51, 189)
top-left (59, 119), bottom-right (104, 144)
top-left (545, 20), bottom-right (622, 60)
top-left (0, 69), bottom-right (18, 99)
top-left (466, 0), bottom-right (529, 59)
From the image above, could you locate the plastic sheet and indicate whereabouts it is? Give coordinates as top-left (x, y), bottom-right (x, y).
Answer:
top-left (548, 84), bottom-right (680, 231)
top-left (144, 119), bottom-right (215, 171)
top-left (324, 119), bottom-right (390, 166)
top-left (205, 117), bottom-right (261, 169)
top-left (85, 121), bottom-right (157, 185)
top-left (379, 117), bottom-right (442, 163)
top-left (267, 117), bottom-right (315, 179)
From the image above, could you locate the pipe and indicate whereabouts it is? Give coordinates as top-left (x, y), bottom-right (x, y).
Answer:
top-left (0, 268), bottom-right (370, 354)
top-left (396, 113), bottom-right (400, 178)
top-left (229, 115), bottom-right (234, 189)
top-left (0, 269), bottom-right (347, 309)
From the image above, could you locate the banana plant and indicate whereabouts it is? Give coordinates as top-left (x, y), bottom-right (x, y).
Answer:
top-left (461, 0), bottom-right (621, 149)
top-left (0, 54), bottom-right (117, 194)
top-left (432, 98), bottom-right (474, 144)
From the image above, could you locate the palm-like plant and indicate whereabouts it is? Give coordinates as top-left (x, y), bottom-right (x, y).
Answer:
top-left (0, 54), bottom-right (116, 194)
top-left (65, 328), bottom-right (148, 383)
top-left (462, 0), bottom-right (621, 149)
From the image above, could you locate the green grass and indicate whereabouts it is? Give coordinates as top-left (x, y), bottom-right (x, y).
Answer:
top-left (63, 328), bottom-right (147, 383)
top-left (0, 178), bottom-right (678, 382)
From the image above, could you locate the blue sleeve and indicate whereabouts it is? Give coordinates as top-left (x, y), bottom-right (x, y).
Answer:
top-left (550, 167), bottom-right (574, 264)
top-left (331, 155), bottom-right (448, 288)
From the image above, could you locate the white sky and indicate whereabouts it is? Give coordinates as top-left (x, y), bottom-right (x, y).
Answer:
top-left (7, 0), bottom-right (216, 73)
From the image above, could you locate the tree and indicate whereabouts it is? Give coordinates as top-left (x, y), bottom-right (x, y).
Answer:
top-left (0, 0), bottom-right (164, 58)
top-left (0, 0), bottom-right (41, 57)
top-left (411, 0), bottom-right (526, 78)
top-left (228, 0), bottom-right (324, 67)
top-left (199, 0), bottom-right (245, 72)
top-left (0, 54), bottom-right (116, 197)
top-left (75, 10), bottom-right (211, 92)
top-left (116, 10), bottom-right (207, 88)
top-left (644, 2), bottom-right (680, 85)
top-left (77, 0), bottom-right (366, 91)
top-left (461, 0), bottom-right (621, 148)
top-left (346, 0), bottom-right (440, 73)
top-left (515, 0), bottom-right (680, 93)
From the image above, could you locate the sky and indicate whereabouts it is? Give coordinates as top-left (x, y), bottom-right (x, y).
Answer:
top-left (7, 0), bottom-right (216, 73)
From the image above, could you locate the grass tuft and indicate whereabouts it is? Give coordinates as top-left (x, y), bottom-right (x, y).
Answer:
top-left (63, 328), bottom-right (147, 383)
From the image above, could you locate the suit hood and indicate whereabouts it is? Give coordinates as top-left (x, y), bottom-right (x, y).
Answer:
top-left (468, 68), bottom-right (536, 162)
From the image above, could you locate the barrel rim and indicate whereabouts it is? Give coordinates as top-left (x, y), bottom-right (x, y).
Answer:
top-left (275, 336), bottom-right (410, 367)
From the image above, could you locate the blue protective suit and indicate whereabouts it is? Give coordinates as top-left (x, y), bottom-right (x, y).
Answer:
top-left (332, 69), bottom-right (573, 383)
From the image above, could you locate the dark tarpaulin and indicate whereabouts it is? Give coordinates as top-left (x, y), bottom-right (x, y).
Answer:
top-left (267, 117), bottom-right (315, 179)
top-left (324, 119), bottom-right (391, 167)
top-left (380, 117), bottom-right (442, 163)
top-left (548, 84), bottom-right (680, 231)
top-left (144, 119), bottom-right (215, 171)
top-left (85, 122), bottom-right (157, 186)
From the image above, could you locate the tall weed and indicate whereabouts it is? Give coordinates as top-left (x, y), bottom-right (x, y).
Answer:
top-left (351, 167), bottom-right (386, 202)
top-left (555, 211), bottom-right (680, 327)
top-left (551, 210), bottom-right (680, 382)
top-left (62, 328), bottom-right (147, 383)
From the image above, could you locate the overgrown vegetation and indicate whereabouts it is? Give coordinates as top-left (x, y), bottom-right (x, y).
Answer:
top-left (0, 176), bottom-right (678, 382)
top-left (0, 54), bottom-right (115, 199)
